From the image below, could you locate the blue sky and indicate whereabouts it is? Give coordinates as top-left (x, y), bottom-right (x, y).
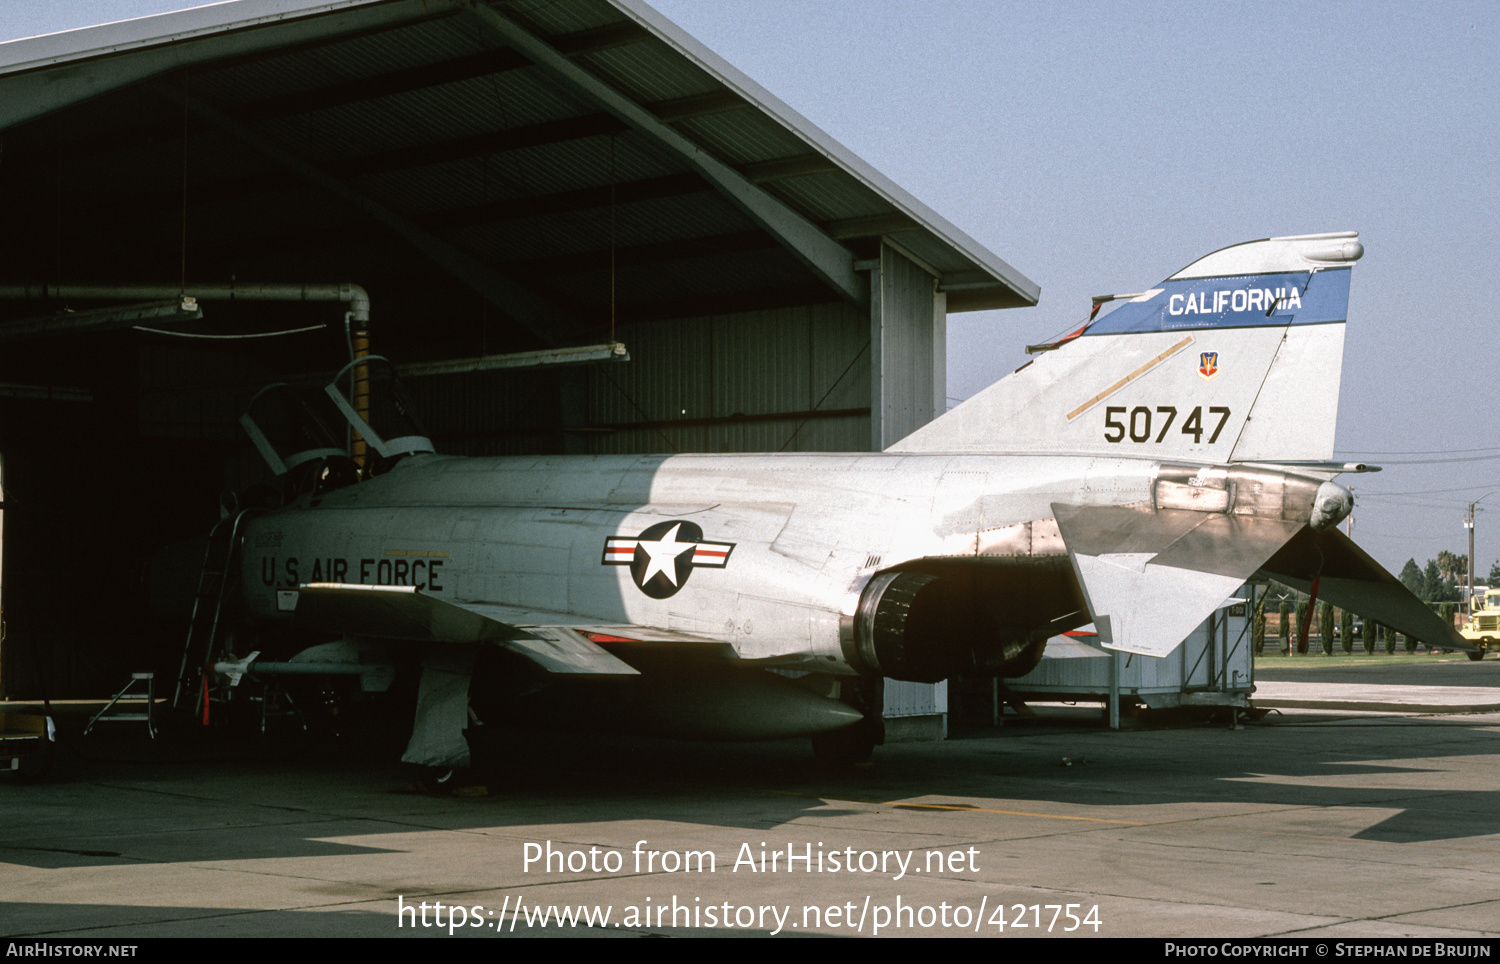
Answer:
top-left (4, 0), bottom-right (1498, 575)
top-left (651, 0), bottom-right (1500, 579)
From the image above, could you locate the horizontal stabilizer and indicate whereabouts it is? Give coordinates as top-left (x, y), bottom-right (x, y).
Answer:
top-left (1054, 503), bottom-right (1302, 657)
top-left (294, 583), bottom-right (640, 675)
top-left (1258, 529), bottom-right (1473, 651)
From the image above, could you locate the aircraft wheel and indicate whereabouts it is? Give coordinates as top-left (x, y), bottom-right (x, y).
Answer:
top-left (811, 725), bottom-right (876, 767)
top-left (1468, 650), bottom-right (1485, 662)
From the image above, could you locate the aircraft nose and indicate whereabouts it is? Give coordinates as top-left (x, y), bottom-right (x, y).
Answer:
top-left (1310, 480), bottom-right (1354, 531)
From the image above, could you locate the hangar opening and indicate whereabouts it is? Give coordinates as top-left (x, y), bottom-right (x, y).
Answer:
top-left (0, 0), bottom-right (1038, 716)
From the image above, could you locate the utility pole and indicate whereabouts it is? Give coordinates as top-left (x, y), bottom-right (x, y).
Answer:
top-left (1466, 491), bottom-right (1498, 625)
top-left (1467, 503), bottom-right (1476, 625)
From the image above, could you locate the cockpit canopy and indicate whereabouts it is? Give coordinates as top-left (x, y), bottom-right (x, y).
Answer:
top-left (324, 355), bottom-right (434, 463)
top-left (241, 356), bottom-right (433, 479)
top-left (240, 383), bottom-right (346, 477)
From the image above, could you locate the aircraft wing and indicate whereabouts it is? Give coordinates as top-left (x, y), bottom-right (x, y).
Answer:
top-left (293, 582), bottom-right (644, 676)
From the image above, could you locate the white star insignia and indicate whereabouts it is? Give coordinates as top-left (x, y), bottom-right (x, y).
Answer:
top-left (635, 523), bottom-right (694, 586)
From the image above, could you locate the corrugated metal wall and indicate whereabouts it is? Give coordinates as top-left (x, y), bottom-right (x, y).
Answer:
top-left (872, 243), bottom-right (945, 450)
top-left (885, 678), bottom-right (948, 717)
top-left (587, 301), bottom-right (870, 454)
top-left (130, 248), bottom-right (946, 467)
top-left (406, 367), bottom-right (569, 457)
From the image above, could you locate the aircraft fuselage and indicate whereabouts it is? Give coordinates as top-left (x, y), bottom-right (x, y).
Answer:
top-left (239, 450), bottom-right (1246, 678)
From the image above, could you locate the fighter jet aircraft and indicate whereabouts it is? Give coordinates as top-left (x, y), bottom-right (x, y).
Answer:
top-left (191, 231), bottom-right (1464, 768)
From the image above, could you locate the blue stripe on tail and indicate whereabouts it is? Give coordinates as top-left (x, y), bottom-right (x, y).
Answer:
top-left (1085, 266), bottom-right (1350, 335)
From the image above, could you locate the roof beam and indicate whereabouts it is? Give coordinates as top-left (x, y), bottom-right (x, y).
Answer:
top-left (549, 20), bottom-right (651, 55)
top-left (823, 212), bottom-right (920, 241)
top-left (0, 0), bottom-right (463, 132)
top-left (335, 112), bottom-right (626, 177)
top-left (157, 83), bottom-right (577, 346)
top-left (504, 230), bottom-right (776, 276)
top-left (418, 172), bottom-right (710, 230)
top-left (173, 5), bottom-right (461, 80)
top-left (465, 5), bottom-right (866, 308)
top-left (31, 20), bottom-right (645, 157)
top-left (189, 172), bottom-right (714, 263)
top-left (741, 153), bottom-right (840, 184)
top-left (650, 89), bottom-right (745, 123)
top-left (112, 111), bottom-right (640, 217)
top-left (232, 17), bottom-right (650, 124)
top-left (238, 47), bottom-right (531, 121)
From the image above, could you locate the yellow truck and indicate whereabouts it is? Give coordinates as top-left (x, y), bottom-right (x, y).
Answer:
top-left (1462, 588), bottom-right (1500, 661)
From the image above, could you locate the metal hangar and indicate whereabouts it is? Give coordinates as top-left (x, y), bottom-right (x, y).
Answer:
top-left (0, 0), bottom-right (1039, 723)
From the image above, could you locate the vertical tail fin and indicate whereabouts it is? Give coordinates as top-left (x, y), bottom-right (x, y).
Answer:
top-left (889, 232), bottom-right (1363, 461)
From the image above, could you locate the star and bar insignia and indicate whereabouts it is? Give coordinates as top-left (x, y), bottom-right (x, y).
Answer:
top-left (602, 520), bottom-right (735, 599)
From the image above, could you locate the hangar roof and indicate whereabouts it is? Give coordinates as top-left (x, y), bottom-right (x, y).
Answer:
top-left (0, 0), bottom-right (1037, 355)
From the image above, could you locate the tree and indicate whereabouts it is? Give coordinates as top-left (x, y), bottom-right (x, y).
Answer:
top-left (1400, 559), bottom-right (1423, 597)
top-left (1438, 550), bottom-right (1468, 583)
top-left (1279, 601), bottom-right (1290, 654)
top-left (1384, 625), bottom-right (1396, 654)
top-left (1363, 621), bottom-right (1375, 655)
top-left (1295, 600), bottom-right (1310, 654)
top-left (1341, 610), bottom-right (1354, 654)
top-left (1422, 560), bottom-right (1445, 601)
top-left (1319, 601), bottom-right (1335, 655)
top-left (1407, 558), bottom-right (1463, 603)
top-left (1489, 559), bottom-right (1500, 584)
top-left (1253, 599), bottom-right (1266, 654)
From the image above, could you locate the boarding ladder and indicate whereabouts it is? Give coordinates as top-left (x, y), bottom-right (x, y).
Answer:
top-left (84, 672), bottom-right (158, 739)
top-left (172, 507), bottom-right (259, 712)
